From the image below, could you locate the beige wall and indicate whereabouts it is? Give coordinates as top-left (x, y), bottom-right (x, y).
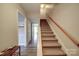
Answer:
top-left (47, 19), bottom-right (78, 55)
top-left (49, 3), bottom-right (79, 42)
top-left (0, 4), bottom-right (27, 52)
top-left (47, 3), bottom-right (79, 55)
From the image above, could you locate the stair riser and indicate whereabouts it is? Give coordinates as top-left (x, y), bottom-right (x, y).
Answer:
top-left (42, 46), bottom-right (61, 48)
top-left (42, 39), bottom-right (58, 42)
top-left (41, 31), bottom-right (52, 32)
top-left (42, 40), bottom-right (58, 42)
top-left (41, 30), bottom-right (51, 31)
top-left (41, 26), bottom-right (49, 27)
top-left (43, 54), bottom-right (66, 56)
top-left (41, 27), bottom-right (50, 28)
top-left (42, 35), bottom-right (56, 37)
top-left (41, 28), bottom-right (51, 30)
top-left (41, 33), bottom-right (54, 35)
top-left (41, 32), bottom-right (53, 34)
top-left (42, 37), bottom-right (58, 41)
top-left (41, 28), bottom-right (51, 29)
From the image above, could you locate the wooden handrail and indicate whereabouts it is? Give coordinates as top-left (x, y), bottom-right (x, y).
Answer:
top-left (48, 16), bottom-right (79, 47)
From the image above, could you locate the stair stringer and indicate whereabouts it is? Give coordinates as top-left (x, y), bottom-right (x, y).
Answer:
top-left (37, 23), bottom-right (42, 56)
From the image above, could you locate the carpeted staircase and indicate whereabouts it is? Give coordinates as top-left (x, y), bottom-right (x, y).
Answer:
top-left (40, 19), bottom-right (66, 56)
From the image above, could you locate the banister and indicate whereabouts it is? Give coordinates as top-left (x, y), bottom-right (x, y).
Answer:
top-left (48, 16), bottom-right (79, 47)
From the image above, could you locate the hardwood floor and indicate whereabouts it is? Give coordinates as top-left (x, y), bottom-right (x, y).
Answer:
top-left (20, 40), bottom-right (37, 56)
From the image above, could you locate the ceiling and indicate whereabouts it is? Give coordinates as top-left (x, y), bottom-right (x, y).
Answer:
top-left (40, 3), bottom-right (56, 19)
top-left (20, 3), bottom-right (56, 22)
top-left (20, 3), bottom-right (40, 23)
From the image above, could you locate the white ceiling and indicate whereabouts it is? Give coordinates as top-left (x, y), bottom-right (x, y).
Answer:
top-left (40, 3), bottom-right (56, 19)
top-left (20, 3), bottom-right (56, 21)
top-left (20, 3), bottom-right (40, 23)
top-left (21, 3), bottom-right (40, 14)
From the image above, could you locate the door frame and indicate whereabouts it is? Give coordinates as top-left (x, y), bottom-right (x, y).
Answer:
top-left (16, 9), bottom-right (27, 47)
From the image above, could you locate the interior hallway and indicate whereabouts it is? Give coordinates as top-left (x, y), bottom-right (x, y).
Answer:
top-left (18, 27), bottom-right (37, 56)
top-left (0, 3), bottom-right (79, 56)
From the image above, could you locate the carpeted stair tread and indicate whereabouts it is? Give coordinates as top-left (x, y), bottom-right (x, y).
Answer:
top-left (42, 37), bottom-right (57, 41)
top-left (43, 48), bottom-right (66, 56)
top-left (42, 40), bottom-right (61, 48)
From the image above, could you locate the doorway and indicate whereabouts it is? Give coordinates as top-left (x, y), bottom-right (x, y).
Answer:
top-left (17, 12), bottom-right (26, 47)
top-left (32, 23), bottom-right (39, 48)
